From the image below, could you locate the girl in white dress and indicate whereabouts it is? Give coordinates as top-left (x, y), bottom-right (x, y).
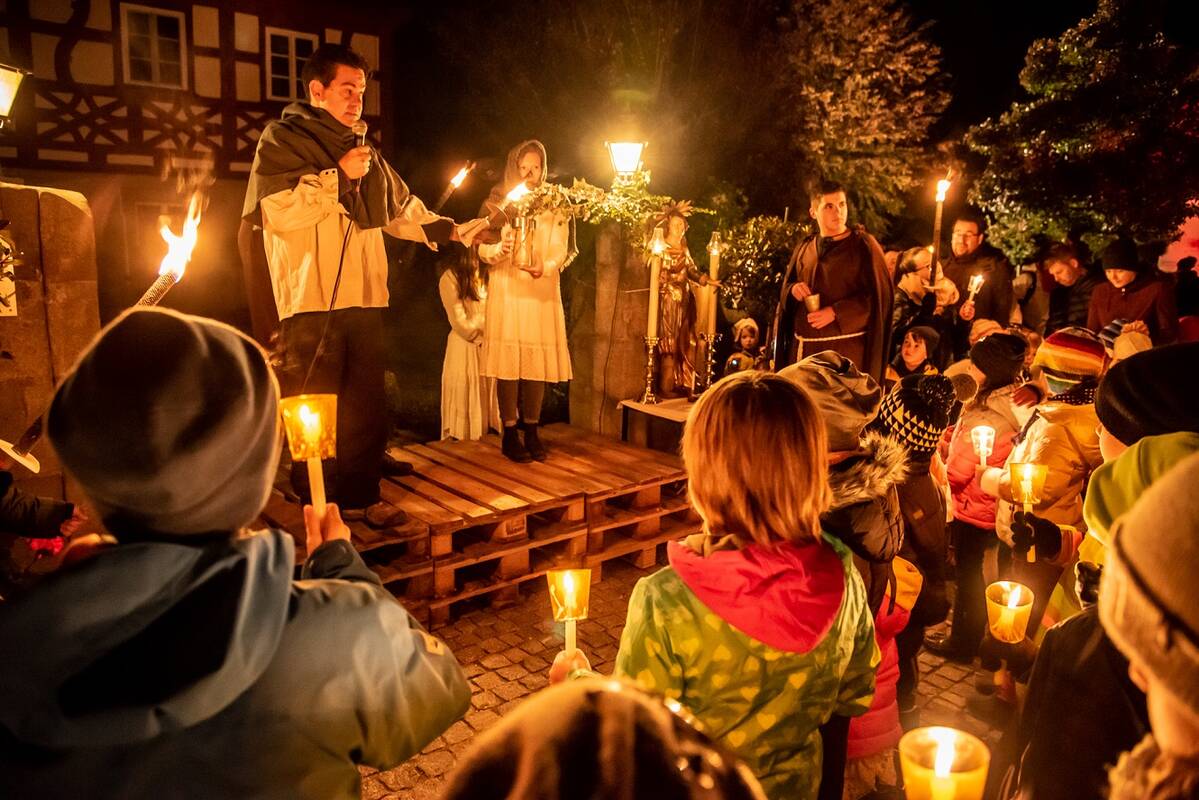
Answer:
top-left (477, 140), bottom-right (575, 462)
top-left (439, 251), bottom-right (499, 440)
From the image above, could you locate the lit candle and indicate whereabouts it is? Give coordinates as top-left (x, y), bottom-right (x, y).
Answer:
top-left (707, 231), bottom-right (722, 335)
top-left (931, 176), bottom-right (952, 285)
top-left (1009, 462), bottom-right (1048, 562)
top-left (899, 726), bottom-right (990, 800)
top-left (547, 568), bottom-right (592, 657)
top-left (137, 191), bottom-right (202, 306)
top-left (967, 274), bottom-right (984, 303)
top-left (986, 580), bottom-right (1034, 643)
top-left (279, 394), bottom-right (338, 524)
top-left (647, 228), bottom-right (667, 339)
top-left (970, 426), bottom-right (995, 468)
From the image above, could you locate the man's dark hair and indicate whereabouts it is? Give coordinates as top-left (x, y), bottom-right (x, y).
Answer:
top-left (953, 212), bottom-right (987, 235)
top-left (808, 179), bottom-right (846, 205)
top-left (301, 44), bottom-right (370, 94)
top-left (1043, 242), bottom-right (1079, 266)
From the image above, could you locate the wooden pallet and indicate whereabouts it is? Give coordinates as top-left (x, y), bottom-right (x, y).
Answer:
top-left (255, 424), bottom-right (699, 625)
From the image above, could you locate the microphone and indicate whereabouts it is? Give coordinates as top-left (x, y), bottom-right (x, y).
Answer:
top-left (350, 120), bottom-right (369, 190)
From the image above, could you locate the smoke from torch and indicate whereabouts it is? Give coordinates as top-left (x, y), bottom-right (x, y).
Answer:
top-left (137, 192), bottom-right (203, 306)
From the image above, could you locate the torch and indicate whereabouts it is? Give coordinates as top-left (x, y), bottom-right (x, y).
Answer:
top-left (1, 191), bottom-right (205, 473)
top-left (1009, 462), bottom-right (1049, 562)
top-left (970, 426), bottom-right (995, 469)
top-left (931, 176), bottom-right (951, 285)
top-left (279, 394), bottom-right (337, 523)
top-left (547, 568), bottom-right (591, 656)
top-left (137, 191), bottom-right (203, 306)
top-left (899, 726), bottom-right (990, 800)
top-left (433, 161), bottom-right (475, 213)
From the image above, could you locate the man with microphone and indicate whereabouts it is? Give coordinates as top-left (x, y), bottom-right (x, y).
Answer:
top-left (242, 43), bottom-right (482, 528)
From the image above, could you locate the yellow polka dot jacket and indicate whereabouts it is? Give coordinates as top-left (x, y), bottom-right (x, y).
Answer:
top-left (614, 532), bottom-right (880, 800)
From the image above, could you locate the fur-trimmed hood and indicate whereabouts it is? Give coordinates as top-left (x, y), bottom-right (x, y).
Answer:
top-left (828, 431), bottom-right (909, 511)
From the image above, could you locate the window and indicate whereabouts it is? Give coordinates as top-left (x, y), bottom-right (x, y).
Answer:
top-left (120, 4), bottom-right (187, 89)
top-left (265, 28), bottom-right (318, 101)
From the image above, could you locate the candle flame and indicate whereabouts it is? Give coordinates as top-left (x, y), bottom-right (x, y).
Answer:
top-left (926, 244), bottom-right (935, 253)
top-left (298, 403), bottom-right (321, 444)
top-left (650, 228), bottom-right (668, 256)
top-left (1008, 585), bottom-right (1022, 609)
top-left (450, 165), bottom-right (470, 188)
top-left (931, 727), bottom-right (957, 777)
top-left (936, 178), bottom-right (951, 203)
top-left (505, 183), bottom-right (531, 204)
top-left (969, 274), bottom-right (985, 292)
top-left (158, 192), bottom-right (202, 280)
top-left (708, 231), bottom-right (723, 255)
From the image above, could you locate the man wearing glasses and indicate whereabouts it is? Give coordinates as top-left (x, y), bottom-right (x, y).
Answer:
top-left (943, 214), bottom-right (1016, 358)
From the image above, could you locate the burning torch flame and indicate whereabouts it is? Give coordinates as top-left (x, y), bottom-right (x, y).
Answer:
top-left (931, 727), bottom-right (956, 777)
top-left (450, 165), bottom-right (471, 189)
top-left (936, 178), bottom-right (951, 203)
top-left (158, 192), bottom-right (202, 280)
top-left (505, 183), bottom-right (531, 205)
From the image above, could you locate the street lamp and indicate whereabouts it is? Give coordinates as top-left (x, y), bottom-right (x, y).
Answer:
top-left (605, 141), bottom-right (646, 181)
top-left (0, 63), bottom-right (30, 130)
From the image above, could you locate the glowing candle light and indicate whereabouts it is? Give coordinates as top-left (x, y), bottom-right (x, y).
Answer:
top-left (986, 580), bottom-right (1034, 643)
top-left (706, 231), bottom-right (722, 335)
top-left (967, 274), bottom-right (985, 303)
top-left (547, 568), bottom-right (591, 656)
top-left (1009, 463), bottom-right (1048, 562)
top-left (279, 394), bottom-right (337, 524)
top-left (931, 175), bottom-right (952, 285)
top-left (970, 426), bottom-right (995, 468)
top-left (899, 726), bottom-right (990, 800)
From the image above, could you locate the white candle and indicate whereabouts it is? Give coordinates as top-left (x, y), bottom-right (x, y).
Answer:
top-left (707, 233), bottom-right (721, 335)
top-left (565, 619), bottom-right (577, 655)
top-left (967, 274), bottom-right (985, 302)
top-left (647, 255), bottom-right (662, 338)
top-left (299, 404), bottom-right (326, 519)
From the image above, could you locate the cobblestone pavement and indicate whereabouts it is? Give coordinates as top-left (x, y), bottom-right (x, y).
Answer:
top-left (360, 560), bottom-right (1002, 799)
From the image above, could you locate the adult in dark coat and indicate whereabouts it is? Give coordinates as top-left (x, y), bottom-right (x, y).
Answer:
top-left (943, 215), bottom-right (1016, 357)
top-left (770, 181), bottom-right (892, 384)
top-left (1042, 242), bottom-right (1104, 335)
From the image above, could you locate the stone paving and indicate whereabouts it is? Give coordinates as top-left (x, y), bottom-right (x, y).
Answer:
top-left (359, 558), bottom-right (1002, 800)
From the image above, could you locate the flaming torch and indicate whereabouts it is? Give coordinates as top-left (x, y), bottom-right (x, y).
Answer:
top-left (931, 175), bottom-right (952, 285)
top-left (137, 192), bottom-right (202, 306)
top-left (433, 161), bottom-right (475, 212)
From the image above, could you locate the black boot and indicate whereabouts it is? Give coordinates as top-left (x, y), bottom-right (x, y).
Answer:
top-left (522, 422), bottom-right (547, 461)
top-left (502, 425), bottom-right (532, 463)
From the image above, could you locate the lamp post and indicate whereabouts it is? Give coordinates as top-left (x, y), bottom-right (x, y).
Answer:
top-left (605, 141), bottom-right (646, 185)
top-left (0, 62), bottom-right (30, 130)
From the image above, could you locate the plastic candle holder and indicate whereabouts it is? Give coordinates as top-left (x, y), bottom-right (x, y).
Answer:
top-left (970, 426), bottom-right (995, 468)
top-left (985, 580), bottom-right (1034, 644)
top-left (279, 394), bottom-right (337, 517)
top-left (547, 568), bottom-right (591, 655)
top-left (1009, 463), bottom-right (1048, 561)
top-left (899, 726), bottom-right (990, 800)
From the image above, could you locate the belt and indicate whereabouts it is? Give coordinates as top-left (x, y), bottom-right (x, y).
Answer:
top-left (794, 331), bottom-right (864, 343)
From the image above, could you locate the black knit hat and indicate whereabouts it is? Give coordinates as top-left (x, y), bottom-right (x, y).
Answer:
top-left (1095, 342), bottom-right (1199, 446)
top-left (904, 325), bottom-right (941, 353)
top-left (876, 373), bottom-right (958, 458)
top-left (969, 332), bottom-right (1027, 387)
top-left (1100, 238), bottom-right (1144, 273)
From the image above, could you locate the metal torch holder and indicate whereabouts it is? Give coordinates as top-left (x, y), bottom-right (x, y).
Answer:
top-left (693, 332), bottom-right (722, 396)
top-left (640, 336), bottom-right (660, 404)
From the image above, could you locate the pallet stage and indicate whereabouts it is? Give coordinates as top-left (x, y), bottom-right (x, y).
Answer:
top-left (257, 424), bottom-right (701, 625)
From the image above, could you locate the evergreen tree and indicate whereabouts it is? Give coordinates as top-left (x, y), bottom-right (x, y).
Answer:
top-left (967, 0), bottom-right (1199, 262)
top-left (776, 0), bottom-right (950, 235)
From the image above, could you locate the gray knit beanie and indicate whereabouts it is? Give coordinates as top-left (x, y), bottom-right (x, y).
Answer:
top-left (777, 350), bottom-right (882, 451)
top-left (48, 307), bottom-right (281, 537)
top-left (1099, 451), bottom-right (1199, 716)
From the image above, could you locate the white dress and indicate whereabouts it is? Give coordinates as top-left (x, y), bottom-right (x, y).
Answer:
top-left (439, 270), bottom-right (500, 440)
top-left (478, 209), bottom-right (573, 382)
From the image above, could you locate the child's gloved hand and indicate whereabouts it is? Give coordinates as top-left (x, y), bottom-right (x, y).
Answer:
top-left (1011, 510), bottom-right (1062, 560)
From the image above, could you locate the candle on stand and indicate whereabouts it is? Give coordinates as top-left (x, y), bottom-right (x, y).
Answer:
top-left (931, 177), bottom-right (952, 285)
top-left (1009, 463), bottom-right (1049, 562)
top-left (647, 227), bottom-right (667, 338)
top-left (279, 394), bottom-right (338, 525)
top-left (706, 231), bottom-right (722, 335)
top-left (970, 426), bottom-right (995, 468)
top-left (547, 568), bottom-right (592, 656)
top-left (966, 274), bottom-right (985, 303)
top-left (899, 726), bottom-right (990, 800)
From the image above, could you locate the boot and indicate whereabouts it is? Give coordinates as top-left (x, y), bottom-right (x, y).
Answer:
top-left (522, 422), bottom-right (547, 462)
top-left (502, 425), bottom-right (532, 463)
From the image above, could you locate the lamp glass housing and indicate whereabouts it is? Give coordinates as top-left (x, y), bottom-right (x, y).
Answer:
top-left (606, 141), bottom-right (646, 177)
top-left (0, 63), bottom-right (29, 123)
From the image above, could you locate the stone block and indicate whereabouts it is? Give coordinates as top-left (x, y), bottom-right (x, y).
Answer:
top-left (44, 280), bottom-right (100, 382)
top-left (38, 188), bottom-right (96, 286)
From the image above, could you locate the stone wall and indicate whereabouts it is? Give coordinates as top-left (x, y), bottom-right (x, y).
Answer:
top-left (569, 223), bottom-right (652, 436)
top-left (0, 182), bottom-right (100, 500)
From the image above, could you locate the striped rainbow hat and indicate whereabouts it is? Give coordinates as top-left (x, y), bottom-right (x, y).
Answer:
top-left (1034, 326), bottom-right (1106, 393)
